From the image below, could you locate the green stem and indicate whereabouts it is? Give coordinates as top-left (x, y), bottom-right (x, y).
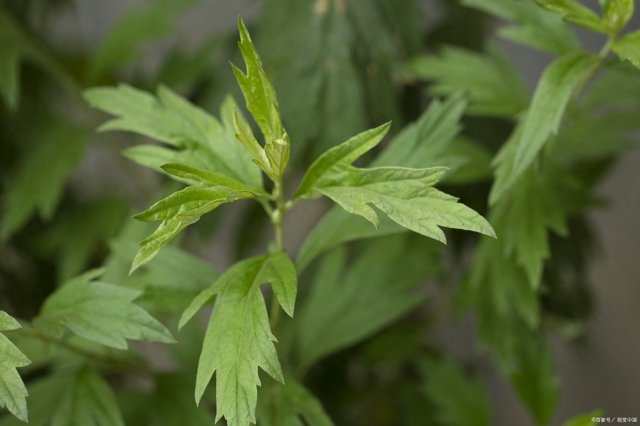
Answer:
top-left (269, 180), bottom-right (287, 329)
top-left (572, 35), bottom-right (616, 101)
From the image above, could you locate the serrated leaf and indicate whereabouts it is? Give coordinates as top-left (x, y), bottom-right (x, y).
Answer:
top-left (35, 271), bottom-right (174, 349)
top-left (231, 18), bottom-right (289, 179)
top-left (613, 30), bottom-right (640, 69)
top-left (0, 311), bottom-right (31, 422)
top-left (131, 186), bottom-right (254, 271)
top-left (88, 0), bottom-right (196, 79)
top-left (300, 160), bottom-right (494, 244)
top-left (51, 368), bottom-right (124, 426)
top-left (407, 44), bottom-right (529, 117)
top-left (420, 357), bottom-right (492, 426)
top-left (297, 96), bottom-right (492, 269)
top-left (0, 118), bottom-right (86, 240)
top-left (256, 378), bottom-right (334, 426)
top-left (462, 0), bottom-right (579, 54)
top-left (194, 254), bottom-right (297, 426)
top-left (84, 85), bottom-right (261, 188)
top-left (295, 122), bottom-right (391, 198)
top-left (535, 0), bottom-right (606, 33)
top-left (297, 236), bottom-right (439, 371)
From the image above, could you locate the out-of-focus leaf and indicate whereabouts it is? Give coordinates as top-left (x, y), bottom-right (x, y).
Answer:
top-left (491, 52), bottom-right (598, 202)
top-left (0, 375), bottom-right (71, 426)
top-left (613, 29), bottom-right (640, 69)
top-left (602, 0), bottom-right (634, 32)
top-left (420, 357), bottom-right (492, 426)
top-left (51, 368), bottom-right (124, 426)
top-left (534, 0), bottom-right (606, 33)
top-left (102, 221), bottom-right (217, 313)
top-left (462, 0), bottom-right (579, 53)
top-left (84, 86), bottom-right (262, 188)
top-left (35, 270), bottom-right (175, 349)
top-left (563, 410), bottom-right (603, 426)
top-left (88, 0), bottom-right (197, 79)
top-left (256, 378), bottom-right (334, 426)
top-left (0, 42), bottom-right (19, 109)
top-left (0, 311), bottom-right (31, 422)
top-left (509, 333), bottom-right (559, 426)
top-left (296, 236), bottom-right (440, 371)
top-left (0, 117), bottom-right (86, 240)
top-left (36, 199), bottom-right (128, 282)
top-left (407, 44), bottom-right (529, 117)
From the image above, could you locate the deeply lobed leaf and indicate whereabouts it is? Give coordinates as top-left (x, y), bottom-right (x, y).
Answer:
top-left (184, 253), bottom-right (296, 426)
top-left (35, 270), bottom-right (174, 349)
top-left (0, 311), bottom-right (31, 422)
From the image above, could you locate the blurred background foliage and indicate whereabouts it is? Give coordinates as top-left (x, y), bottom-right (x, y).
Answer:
top-left (1, 0), bottom-right (639, 425)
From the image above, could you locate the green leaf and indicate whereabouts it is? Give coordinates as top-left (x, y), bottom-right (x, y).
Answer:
top-left (194, 255), bottom-right (296, 426)
top-left (181, 252), bottom-right (297, 330)
top-left (295, 122), bottom-right (391, 198)
top-left (35, 270), bottom-right (175, 349)
top-left (0, 376), bottom-right (71, 426)
top-left (462, 0), bottom-right (579, 54)
top-left (84, 86), bottom-right (262, 188)
top-left (102, 220), bottom-right (218, 313)
top-left (0, 311), bottom-right (31, 422)
top-left (297, 96), bottom-right (493, 269)
top-left (88, 0), bottom-right (196, 79)
top-left (613, 30), bottom-right (640, 69)
top-left (302, 161), bottom-right (495, 244)
top-left (256, 0), bottom-right (367, 160)
top-left (51, 368), bottom-right (124, 426)
top-left (535, 0), bottom-right (607, 33)
top-left (492, 52), bottom-right (598, 201)
top-left (0, 42), bottom-right (19, 109)
top-left (602, 0), bottom-right (634, 32)
top-left (419, 357), bottom-right (492, 426)
top-left (131, 185), bottom-right (255, 271)
top-left (161, 163), bottom-right (265, 194)
top-left (35, 199), bottom-right (127, 282)
top-left (407, 44), bottom-right (529, 117)
top-left (297, 236), bottom-right (440, 371)
top-left (231, 18), bottom-right (289, 179)
top-left (509, 334), bottom-right (559, 425)
top-left (563, 410), bottom-right (603, 426)
top-left (0, 118), bottom-right (86, 240)
top-left (256, 378), bottom-right (334, 426)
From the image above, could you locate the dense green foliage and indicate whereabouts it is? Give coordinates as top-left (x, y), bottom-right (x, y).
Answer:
top-left (1, 0), bottom-right (639, 425)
